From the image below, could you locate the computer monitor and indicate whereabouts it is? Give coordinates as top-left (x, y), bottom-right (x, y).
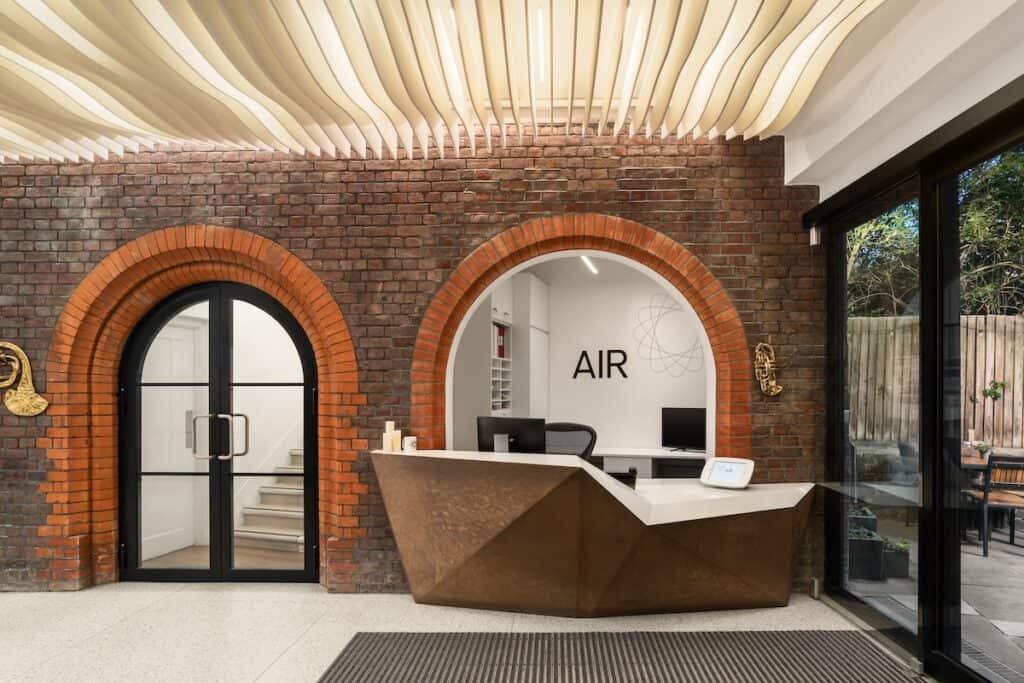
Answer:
top-left (661, 407), bottom-right (706, 451)
top-left (476, 417), bottom-right (546, 453)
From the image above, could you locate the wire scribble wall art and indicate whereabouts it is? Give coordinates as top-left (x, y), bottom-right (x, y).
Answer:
top-left (633, 293), bottom-right (704, 377)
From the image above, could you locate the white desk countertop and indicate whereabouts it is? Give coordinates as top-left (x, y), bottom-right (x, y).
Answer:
top-left (594, 447), bottom-right (707, 460)
top-left (373, 449), bottom-right (813, 526)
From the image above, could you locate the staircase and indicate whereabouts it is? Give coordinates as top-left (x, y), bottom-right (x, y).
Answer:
top-left (233, 448), bottom-right (304, 554)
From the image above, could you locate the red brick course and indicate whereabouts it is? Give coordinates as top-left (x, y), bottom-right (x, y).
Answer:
top-left (411, 214), bottom-right (753, 457)
top-left (0, 131), bottom-right (824, 592)
top-left (35, 225), bottom-right (364, 590)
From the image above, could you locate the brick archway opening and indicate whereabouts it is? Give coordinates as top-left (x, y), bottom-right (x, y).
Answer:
top-left (38, 225), bottom-right (366, 591)
top-left (411, 213), bottom-right (752, 455)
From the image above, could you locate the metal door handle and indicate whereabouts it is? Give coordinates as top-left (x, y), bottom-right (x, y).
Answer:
top-left (211, 413), bottom-right (232, 460)
top-left (216, 413), bottom-right (250, 460)
top-left (233, 413), bottom-right (250, 457)
top-left (185, 410), bottom-right (194, 449)
top-left (190, 413), bottom-right (229, 460)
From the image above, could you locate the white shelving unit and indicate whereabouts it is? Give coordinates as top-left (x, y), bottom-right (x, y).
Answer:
top-left (490, 356), bottom-right (512, 415)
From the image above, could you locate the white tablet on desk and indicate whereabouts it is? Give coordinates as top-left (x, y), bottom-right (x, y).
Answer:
top-left (700, 457), bottom-right (755, 489)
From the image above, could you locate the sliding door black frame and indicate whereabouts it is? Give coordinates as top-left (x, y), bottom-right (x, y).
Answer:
top-left (814, 75), bottom-right (1024, 682)
top-left (821, 178), bottom-right (922, 659)
top-left (118, 282), bottom-right (318, 583)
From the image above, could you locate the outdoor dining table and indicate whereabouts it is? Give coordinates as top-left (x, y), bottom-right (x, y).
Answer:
top-left (960, 445), bottom-right (1024, 538)
top-left (962, 445), bottom-right (1024, 470)
top-left (963, 450), bottom-right (987, 471)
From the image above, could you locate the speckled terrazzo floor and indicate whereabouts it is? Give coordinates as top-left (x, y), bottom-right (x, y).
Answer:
top-left (0, 583), bottom-right (861, 682)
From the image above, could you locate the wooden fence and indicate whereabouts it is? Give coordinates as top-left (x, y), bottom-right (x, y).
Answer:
top-left (847, 315), bottom-right (1024, 448)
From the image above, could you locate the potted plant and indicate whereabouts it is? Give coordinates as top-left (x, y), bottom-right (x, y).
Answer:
top-left (883, 538), bottom-right (911, 579)
top-left (857, 452), bottom-right (891, 483)
top-left (848, 503), bottom-right (877, 532)
top-left (848, 526), bottom-right (884, 580)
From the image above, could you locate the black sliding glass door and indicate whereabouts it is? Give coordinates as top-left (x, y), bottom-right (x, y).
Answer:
top-left (936, 143), bottom-right (1024, 680)
top-left (825, 188), bottom-right (923, 650)
top-left (823, 139), bottom-right (1024, 682)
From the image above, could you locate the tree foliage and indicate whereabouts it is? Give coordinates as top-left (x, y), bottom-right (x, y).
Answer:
top-left (846, 201), bottom-right (919, 316)
top-left (958, 145), bottom-right (1024, 315)
top-left (846, 143), bottom-right (1024, 317)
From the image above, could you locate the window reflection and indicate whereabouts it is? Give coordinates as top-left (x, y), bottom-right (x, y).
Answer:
top-left (954, 142), bottom-right (1024, 679)
top-left (842, 199), bottom-right (921, 633)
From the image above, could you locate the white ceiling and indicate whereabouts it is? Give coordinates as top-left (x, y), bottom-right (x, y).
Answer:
top-left (0, 0), bottom-right (887, 163)
top-left (784, 0), bottom-right (1024, 198)
top-left (526, 254), bottom-right (645, 286)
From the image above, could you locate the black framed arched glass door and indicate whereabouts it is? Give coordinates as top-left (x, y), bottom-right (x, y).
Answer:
top-left (119, 283), bottom-right (317, 582)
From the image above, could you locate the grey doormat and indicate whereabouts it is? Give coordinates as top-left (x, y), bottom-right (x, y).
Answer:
top-left (319, 631), bottom-right (924, 682)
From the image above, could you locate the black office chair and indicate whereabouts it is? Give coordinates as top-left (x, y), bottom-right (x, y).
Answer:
top-left (545, 422), bottom-right (597, 464)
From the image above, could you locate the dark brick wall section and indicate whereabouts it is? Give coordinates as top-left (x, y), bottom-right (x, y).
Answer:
top-left (0, 128), bottom-right (823, 592)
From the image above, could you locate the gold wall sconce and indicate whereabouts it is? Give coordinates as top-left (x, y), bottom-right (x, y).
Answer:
top-left (754, 338), bottom-right (783, 397)
top-left (0, 342), bottom-right (49, 416)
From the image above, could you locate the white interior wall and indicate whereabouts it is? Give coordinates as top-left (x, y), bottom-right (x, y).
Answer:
top-left (527, 326), bottom-right (550, 418)
top-left (140, 304), bottom-right (210, 561)
top-left (543, 260), bottom-right (709, 449)
top-left (445, 252), bottom-right (716, 454)
top-left (451, 298), bottom-right (493, 450)
top-left (509, 272), bottom-right (550, 420)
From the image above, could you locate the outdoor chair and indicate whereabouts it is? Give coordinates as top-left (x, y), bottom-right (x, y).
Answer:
top-left (964, 456), bottom-right (1024, 557)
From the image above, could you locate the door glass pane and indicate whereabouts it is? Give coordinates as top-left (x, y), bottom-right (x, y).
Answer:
top-left (953, 143), bottom-right (1024, 679)
top-left (229, 386), bottom-right (303, 475)
top-left (141, 302), bottom-right (209, 383)
top-left (140, 476), bottom-right (210, 569)
top-left (141, 386), bottom-right (210, 472)
top-left (231, 476), bottom-right (304, 570)
top-left (842, 198), bottom-right (921, 634)
top-left (232, 300), bottom-right (302, 383)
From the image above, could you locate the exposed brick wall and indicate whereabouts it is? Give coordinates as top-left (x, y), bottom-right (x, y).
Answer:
top-left (0, 128), bottom-right (824, 592)
top-left (410, 214), bottom-right (755, 460)
top-left (34, 225), bottom-right (364, 591)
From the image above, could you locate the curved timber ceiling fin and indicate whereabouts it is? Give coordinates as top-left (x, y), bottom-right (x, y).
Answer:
top-left (0, 0), bottom-right (886, 162)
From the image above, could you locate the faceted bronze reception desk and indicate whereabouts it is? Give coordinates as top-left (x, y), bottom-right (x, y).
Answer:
top-left (372, 450), bottom-right (813, 617)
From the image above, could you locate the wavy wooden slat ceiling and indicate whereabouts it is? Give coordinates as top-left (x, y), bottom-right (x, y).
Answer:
top-left (0, 0), bottom-right (884, 162)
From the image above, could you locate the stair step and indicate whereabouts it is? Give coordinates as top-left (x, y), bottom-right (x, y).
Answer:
top-left (276, 464), bottom-right (303, 486)
top-left (246, 501), bottom-right (303, 513)
top-left (289, 449), bottom-right (304, 466)
top-left (272, 475), bottom-right (304, 489)
top-left (241, 506), bottom-right (304, 532)
top-left (258, 485), bottom-right (304, 507)
top-left (233, 526), bottom-right (304, 552)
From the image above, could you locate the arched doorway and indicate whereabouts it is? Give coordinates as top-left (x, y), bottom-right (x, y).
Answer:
top-left (39, 225), bottom-right (363, 591)
top-left (411, 213), bottom-right (753, 458)
top-left (119, 283), bottom-right (317, 581)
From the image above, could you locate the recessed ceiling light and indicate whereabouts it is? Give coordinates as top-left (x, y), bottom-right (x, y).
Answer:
top-left (580, 255), bottom-right (599, 275)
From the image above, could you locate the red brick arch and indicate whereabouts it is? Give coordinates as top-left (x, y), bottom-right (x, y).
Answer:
top-left (411, 213), bottom-right (752, 456)
top-left (37, 225), bottom-right (366, 591)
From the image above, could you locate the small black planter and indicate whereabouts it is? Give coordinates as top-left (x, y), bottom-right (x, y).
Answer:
top-left (849, 514), bottom-right (877, 532)
top-left (883, 550), bottom-right (910, 579)
top-left (849, 537), bottom-right (884, 580)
